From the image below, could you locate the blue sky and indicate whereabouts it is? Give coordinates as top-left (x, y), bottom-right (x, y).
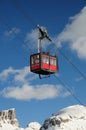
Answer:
top-left (0, 0), bottom-right (86, 128)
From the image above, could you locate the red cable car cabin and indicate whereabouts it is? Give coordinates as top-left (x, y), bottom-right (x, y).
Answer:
top-left (30, 52), bottom-right (58, 75)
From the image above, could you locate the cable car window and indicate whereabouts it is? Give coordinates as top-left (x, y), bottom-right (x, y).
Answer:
top-left (45, 57), bottom-right (49, 64)
top-left (31, 55), bottom-right (39, 64)
top-left (50, 58), bottom-right (53, 65)
top-left (50, 58), bottom-right (57, 65)
top-left (42, 56), bottom-right (45, 63)
top-left (42, 56), bottom-right (49, 64)
top-left (31, 57), bottom-right (34, 64)
top-left (53, 59), bottom-right (56, 65)
top-left (35, 55), bottom-right (39, 63)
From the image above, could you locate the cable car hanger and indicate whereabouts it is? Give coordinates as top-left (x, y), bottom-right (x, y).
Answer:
top-left (30, 25), bottom-right (58, 79)
top-left (37, 25), bottom-right (52, 53)
top-left (14, 1), bottom-right (86, 81)
top-left (37, 25), bottom-right (52, 41)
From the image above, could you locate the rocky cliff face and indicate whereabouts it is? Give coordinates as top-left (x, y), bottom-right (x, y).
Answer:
top-left (0, 108), bottom-right (41, 130)
top-left (0, 108), bottom-right (19, 127)
top-left (0, 105), bottom-right (86, 130)
top-left (40, 105), bottom-right (86, 130)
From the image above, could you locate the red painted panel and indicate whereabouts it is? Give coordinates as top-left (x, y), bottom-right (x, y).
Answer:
top-left (50, 65), bottom-right (57, 72)
top-left (42, 63), bottom-right (49, 70)
top-left (31, 64), bottom-right (40, 70)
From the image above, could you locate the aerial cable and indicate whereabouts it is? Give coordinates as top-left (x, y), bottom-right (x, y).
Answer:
top-left (0, 16), bottom-right (32, 53)
top-left (13, 1), bottom-right (86, 81)
top-left (0, 16), bottom-right (32, 58)
top-left (3, 1), bottom-right (85, 109)
top-left (0, 2), bottom-right (85, 106)
top-left (2, 0), bottom-right (86, 81)
top-left (14, 0), bottom-right (37, 28)
top-left (13, 1), bottom-right (42, 54)
top-left (0, 16), bottom-right (39, 57)
top-left (54, 74), bottom-right (84, 105)
top-left (52, 41), bottom-right (86, 80)
top-left (0, 17), bottom-right (11, 31)
top-left (14, 0), bottom-right (52, 53)
top-left (59, 49), bottom-right (86, 80)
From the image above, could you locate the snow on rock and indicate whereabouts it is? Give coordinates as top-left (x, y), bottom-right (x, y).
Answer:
top-left (25, 122), bottom-right (41, 130)
top-left (40, 105), bottom-right (86, 130)
top-left (0, 121), bottom-right (24, 130)
top-left (0, 108), bottom-right (41, 130)
top-left (1, 105), bottom-right (86, 130)
top-left (0, 108), bottom-right (24, 130)
top-left (0, 108), bottom-right (19, 127)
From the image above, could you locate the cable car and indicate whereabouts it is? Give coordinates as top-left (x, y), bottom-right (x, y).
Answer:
top-left (30, 25), bottom-right (58, 78)
top-left (30, 52), bottom-right (58, 75)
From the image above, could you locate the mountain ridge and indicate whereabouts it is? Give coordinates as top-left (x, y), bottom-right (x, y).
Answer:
top-left (41, 105), bottom-right (86, 130)
top-left (0, 105), bottom-right (86, 130)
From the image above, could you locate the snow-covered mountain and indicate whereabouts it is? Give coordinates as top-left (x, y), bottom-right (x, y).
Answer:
top-left (0, 108), bottom-right (41, 130)
top-left (0, 105), bottom-right (86, 130)
top-left (41, 105), bottom-right (86, 130)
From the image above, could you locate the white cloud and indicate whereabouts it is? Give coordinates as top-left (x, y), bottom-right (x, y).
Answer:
top-left (56, 6), bottom-right (86, 59)
top-left (71, 37), bottom-right (86, 59)
top-left (24, 6), bottom-right (86, 59)
top-left (0, 66), bottom-right (33, 83)
top-left (14, 66), bottom-right (31, 83)
top-left (24, 29), bottom-right (39, 51)
top-left (62, 91), bottom-right (71, 97)
top-left (0, 66), bottom-right (70, 100)
top-left (24, 27), bottom-right (51, 52)
top-left (4, 27), bottom-right (20, 36)
top-left (1, 84), bottom-right (62, 100)
top-left (0, 67), bottom-right (14, 81)
top-left (75, 77), bottom-right (83, 82)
